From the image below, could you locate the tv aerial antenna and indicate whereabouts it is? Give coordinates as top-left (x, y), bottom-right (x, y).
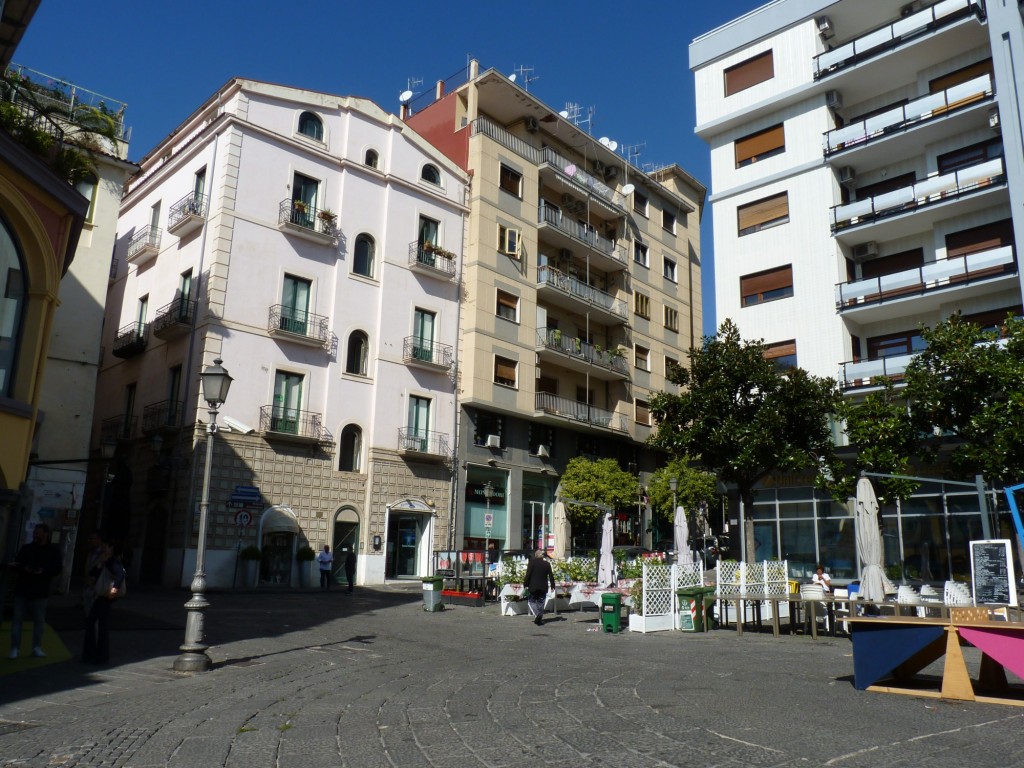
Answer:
top-left (512, 65), bottom-right (539, 91)
top-left (399, 77), bottom-right (423, 112)
top-left (621, 142), bottom-right (645, 166)
top-left (558, 102), bottom-right (594, 133)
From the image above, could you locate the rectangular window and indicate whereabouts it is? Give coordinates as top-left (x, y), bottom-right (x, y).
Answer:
top-left (634, 191), bottom-right (648, 216)
top-left (75, 174), bottom-right (98, 222)
top-left (418, 215), bottom-right (440, 247)
top-left (664, 306), bottom-right (679, 332)
top-left (166, 366), bottom-right (182, 426)
top-left (291, 173), bottom-right (318, 225)
top-left (663, 257), bottom-right (677, 282)
top-left (860, 248), bottom-right (923, 280)
top-left (179, 270), bottom-right (193, 304)
top-left (499, 164), bottom-right (522, 197)
top-left (963, 305), bottom-right (1023, 334)
top-left (537, 375), bottom-right (558, 395)
top-left (737, 192), bottom-right (789, 235)
top-left (473, 411), bottom-right (504, 446)
top-left (496, 290), bottom-right (519, 322)
top-left (665, 356), bottom-right (680, 380)
top-left (945, 219), bottom-right (1013, 259)
top-left (498, 225), bottom-right (520, 257)
top-left (576, 386), bottom-right (594, 405)
top-left (634, 242), bottom-right (649, 267)
top-left (724, 50), bottom-right (774, 96)
top-left (272, 371), bottom-right (304, 433)
top-left (635, 345), bottom-right (650, 371)
top-left (867, 331), bottom-right (925, 360)
top-left (763, 340), bottom-right (797, 370)
top-left (936, 138), bottom-right (1002, 175)
top-left (193, 167), bottom-right (206, 200)
top-left (408, 395), bottom-right (431, 439)
top-left (281, 274), bottom-right (311, 334)
top-left (635, 399), bottom-right (650, 426)
top-left (137, 295), bottom-right (149, 329)
top-left (634, 292), bottom-right (650, 319)
top-left (929, 58), bottom-right (994, 94)
top-left (854, 172), bottom-right (916, 201)
top-left (740, 265), bottom-right (793, 306)
top-left (663, 210), bottom-right (676, 234)
top-left (494, 356), bottom-right (517, 388)
top-left (735, 123), bottom-right (785, 167)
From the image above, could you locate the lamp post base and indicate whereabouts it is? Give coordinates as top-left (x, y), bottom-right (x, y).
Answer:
top-left (172, 651), bottom-right (212, 673)
top-left (173, 592), bottom-right (212, 673)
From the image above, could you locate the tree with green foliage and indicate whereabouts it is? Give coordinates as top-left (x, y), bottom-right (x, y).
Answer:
top-left (559, 457), bottom-right (638, 527)
top-left (646, 457), bottom-right (718, 536)
top-left (904, 313), bottom-right (1024, 484)
top-left (650, 319), bottom-right (841, 530)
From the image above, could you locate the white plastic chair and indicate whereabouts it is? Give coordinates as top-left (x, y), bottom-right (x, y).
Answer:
top-left (799, 583), bottom-right (829, 635)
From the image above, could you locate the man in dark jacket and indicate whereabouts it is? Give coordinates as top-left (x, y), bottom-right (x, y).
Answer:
top-left (523, 549), bottom-right (556, 626)
top-left (7, 523), bottom-right (62, 659)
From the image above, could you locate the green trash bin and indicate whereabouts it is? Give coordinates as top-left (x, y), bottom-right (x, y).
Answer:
top-left (422, 575), bottom-right (444, 612)
top-left (601, 592), bottom-right (622, 633)
top-left (677, 587), bottom-right (706, 632)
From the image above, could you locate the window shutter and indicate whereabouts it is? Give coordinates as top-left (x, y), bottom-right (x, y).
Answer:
top-left (735, 124), bottom-right (785, 166)
top-left (495, 357), bottom-right (517, 383)
top-left (737, 193), bottom-right (789, 234)
top-left (945, 219), bottom-right (1013, 259)
top-left (724, 50), bottom-right (774, 96)
top-left (740, 265), bottom-right (793, 302)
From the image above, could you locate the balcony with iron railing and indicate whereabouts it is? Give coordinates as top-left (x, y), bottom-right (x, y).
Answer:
top-left (397, 427), bottom-right (450, 461)
top-left (823, 74), bottom-right (994, 158)
top-left (277, 198), bottom-right (337, 245)
top-left (536, 264), bottom-right (627, 323)
top-left (536, 328), bottom-right (629, 380)
top-left (141, 399), bottom-right (185, 432)
top-left (836, 245), bottom-right (1016, 319)
top-left (268, 305), bottom-right (332, 349)
top-left (841, 336), bottom-right (1010, 391)
top-left (813, 0), bottom-right (983, 80)
top-left (112, 321), bottom-right (148, 358)
top-left (831, 157), bottom-right (1005, 235)
top-left (259, 405), bottom-right (333, 445)
top-left (167, 191), bottom-right (207, 237)
top-left (470, 116), bottom-right (627, 214)
top-left (152, 297), bottom-right (196, 339)
top-left (126, 226), bottom-right (161, 266)
top-left (402, 336), bottom-right (454, 371)
top-left (5, 64), bottom-right (129, 140)
top-left (408, 241), bottom-right (457, 279)
top-left (537, 204), bottom-right (627, 270)
top-left (101, 414), bottom-right (137, 442)
top-left (534, 392), bottom-right (627, 432)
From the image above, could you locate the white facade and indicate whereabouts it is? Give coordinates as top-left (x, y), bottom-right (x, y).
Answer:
top-left (691, 0), bottom-right (1024, 388)
top-left (95, 79), bottom-right (468, 587)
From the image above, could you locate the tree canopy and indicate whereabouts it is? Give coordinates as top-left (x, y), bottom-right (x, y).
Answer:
top-left (645, 457), bottom-right (718, 525)
top-left (559, 457), bottom-right (638, 526)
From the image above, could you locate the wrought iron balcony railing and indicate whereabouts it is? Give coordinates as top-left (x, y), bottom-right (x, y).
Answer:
top-left (534, 392), bottom-right (626, 432)
top-left (142, 399), bottom-right (185, 432)
top-left (536, 329), bottom-right (629, 376)
top-left (101, 414), bottom-right (137, 442)
top-left (259, 405), bottom-right (333, 443)
top-left (112, 321), bottom-right (148, 358)
top-left (397, 427), bottom-right (450, 457)
top-left (277, 198), bottom-right (336, 235)
top-left (126, 226), bottom-right (161, 262)
top-left (268, 305), bottom-right (331, 347)
top-left (167, 191), bottom-right (207, 233)
top-left (408, 241), bottom-right (457, 277)
top-left (152, 297), bottom-right (196, 337)
top-left (537, 204), bottom-right (625, 263)
top-left (402, 336), bottom-right (454, 368)
top-left (537, 264), bottom-right (627, 319)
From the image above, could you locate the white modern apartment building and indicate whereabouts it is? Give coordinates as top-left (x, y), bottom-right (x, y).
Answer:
top-left (691, 0), bottom-right (1024, 580)
top-left (94, 79), bottom-right (467, 588)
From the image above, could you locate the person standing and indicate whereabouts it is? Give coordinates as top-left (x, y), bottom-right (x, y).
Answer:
top-left (8, 523), bottom-right (63, 659)
top-left (82, 530), bottom-right (104, 616)
top-left (523, 549), bottom-right (556, 626)
top-left (82, 535), bottom-right (125, 665)
top-left (344, 548), bottom-right (356, 594)
top-left (316, 545), bottom-right (334, 590)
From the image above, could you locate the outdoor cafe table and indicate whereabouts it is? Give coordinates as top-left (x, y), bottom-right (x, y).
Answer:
top-left (848, 608), bottom-right (1024, 706)
top-left (716, 594), bottom-right (904, 639)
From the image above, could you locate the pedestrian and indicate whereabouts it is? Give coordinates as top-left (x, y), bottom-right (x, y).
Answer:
top-left (317, 545), bottom-right (333, 590)
top-left (812, 563), bottom-right (832, 593)
top-left (82, 535), bottom-right (125, 665)
top-left (82, 530), bottom-right (104, 616)
top-left (523, 549), bottom-right (555, 626)
top-left (344, 548), bottom-right (356, 593)
top-left (7, 523), bottom-right (63, 659)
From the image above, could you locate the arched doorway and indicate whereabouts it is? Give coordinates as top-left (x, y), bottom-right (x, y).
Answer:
top-left (258, 505), bottom-right (300, 586)
top-left (332, 506), bottom-right (360, 585)
top-left (384, 498), bottom-right (435, 579)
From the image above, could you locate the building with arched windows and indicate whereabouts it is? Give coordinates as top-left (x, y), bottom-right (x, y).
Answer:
top-left (93, 79), bottom-right (467, 588)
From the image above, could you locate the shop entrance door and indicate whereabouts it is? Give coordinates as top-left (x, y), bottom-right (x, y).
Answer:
top-left (522, 501), bottom-right (550, 554)
top-left (260, 532), bottom-right (294, 585)
top-left (386, 515), bottom-right (420, 578)
top-left (333, 517), bottom-right (359, 582)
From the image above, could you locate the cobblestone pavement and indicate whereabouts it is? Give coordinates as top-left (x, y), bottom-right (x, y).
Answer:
top-left (1, 586), bottom-right (1023, 767)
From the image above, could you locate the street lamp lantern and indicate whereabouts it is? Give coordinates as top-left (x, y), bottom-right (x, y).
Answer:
top-left (174, 358), bottom-right (231, 674)
top-left (100, 437), bottom-right (117, 461)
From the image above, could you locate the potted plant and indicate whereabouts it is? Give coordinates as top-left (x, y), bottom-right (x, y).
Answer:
top-left (240, 545), bottom-right (262, 587)
top-left (317, 207), bottom-right (337, 232)
top-left (296, 545), bottom-right (317, 588)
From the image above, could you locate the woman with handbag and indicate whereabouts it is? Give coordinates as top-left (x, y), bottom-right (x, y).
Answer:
top-left (82, 536), bottom-right (125, 664)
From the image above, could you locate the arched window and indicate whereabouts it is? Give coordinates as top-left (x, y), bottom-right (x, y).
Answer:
top-left (364, 149), bottom-right (379, 169)
top-left (345, 330), bottom-right (368, 375)
top-left (420, 164), bottom-right (441, 185)
top-left (339, 425), bottom-right (362, 472)
top-left (298, 111), bottom-right (323, 141)
top-left (353, 234), bottom-right (375, 277)
top-left (0, 216), bottom-right (25, 397)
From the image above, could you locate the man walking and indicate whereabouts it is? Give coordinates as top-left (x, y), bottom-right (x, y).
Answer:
top-left (523, 549), bottom-right (556, 626)
top-left (8, 523), bottom-right (62, 659)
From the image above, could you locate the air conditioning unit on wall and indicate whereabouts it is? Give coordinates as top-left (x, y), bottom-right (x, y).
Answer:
top-left (826, 90), bottom-right (843, 109)
top-left (485, 434), bottom-right (501, 449)
top-left (839, 166), bottom-right (856, 187)
top-left (852, 241), bottom-right (879, 261)
top-left (815, 16), bottom-right (834, 40)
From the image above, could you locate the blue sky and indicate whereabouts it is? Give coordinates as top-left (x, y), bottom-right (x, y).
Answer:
top-left (16, 0), bottom-right (765, 336)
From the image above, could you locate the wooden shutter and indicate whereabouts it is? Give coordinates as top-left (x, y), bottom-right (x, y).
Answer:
top-left (860, 248), bottom-right (924, 280)
top-left (494, 357), bottom-right (517, 385)
top-left (724, 51), bottom-right (774, 96)
top-left (740, 265), bottom-right (793, 303)
top-left (737, 192), bottom-right (789, 234)
top-left (635, 400), bottom-right (650, 425)
top-left (929, 58), bottom-right (993, 93)
top-left (496, 290), bottom-right (518, 317)
top-left (945, 219), bottom-right (1013, 259)
top-left (735, 124), bottom-right (785, 166)
top-left (854, 172), bottom-right (916, 200)
top-left (763, 340), bottom-right (796, 360)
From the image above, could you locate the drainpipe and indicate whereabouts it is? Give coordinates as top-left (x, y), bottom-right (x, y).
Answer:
top-left (447, 179), bottom-right (470, 551)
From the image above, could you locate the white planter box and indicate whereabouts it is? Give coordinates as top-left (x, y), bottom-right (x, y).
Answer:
top-left (628, 612), bottom-right (674, 633)
top-left (502, 598), bottom-right (528, 616)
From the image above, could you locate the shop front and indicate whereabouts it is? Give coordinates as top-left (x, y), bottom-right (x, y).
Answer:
top-left (384, 498), bottom-right (435, 579)
top-left (258, 505), bottom-right (300, 586)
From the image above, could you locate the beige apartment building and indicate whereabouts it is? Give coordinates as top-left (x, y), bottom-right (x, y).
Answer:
top-left (408, 61), bottom-right (704, 555)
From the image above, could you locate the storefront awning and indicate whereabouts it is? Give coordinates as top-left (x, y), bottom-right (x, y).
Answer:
top-left (262, 506), bottom-right (300, 534)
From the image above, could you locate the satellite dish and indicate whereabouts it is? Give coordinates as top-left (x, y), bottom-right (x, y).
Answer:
top-left (607, 140), bottom-right (618, 152)
top-left (399, 90), bottom-right (414, 105)
top-left (599, 137), bottom-right (610, 146)
top-left (558, 110), bottom-right (569, 118)
top-left (509, 73), bottom-right (517, 82)
top-left (621, 184), bottom-right (635, 195)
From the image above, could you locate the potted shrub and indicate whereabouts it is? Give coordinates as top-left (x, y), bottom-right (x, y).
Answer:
top-left (296, 545), bottom-right (317, 588)
top-left (240, 545), bottom-right (261, 587)
top-left (317, 207), bottom-right (337, 233)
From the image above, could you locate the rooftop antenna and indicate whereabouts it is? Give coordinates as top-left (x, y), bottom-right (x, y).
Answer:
top-left (406, 76), bottom-right (423, 93)
top-left (622, 142), bottom-right (645, 167)
top-left (560, 102), bottom-right (594, 133)
top-left (513, 65), bottom-right (539, 91)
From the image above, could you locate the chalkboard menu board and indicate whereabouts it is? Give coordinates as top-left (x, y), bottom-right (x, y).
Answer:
top-left (970, 540), bottom-right (1018, 607)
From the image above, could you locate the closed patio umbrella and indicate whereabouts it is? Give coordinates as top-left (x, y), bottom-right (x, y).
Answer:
top-left (552, 501), bottom-right (570, 560)
top-left (856, 476), bottom-right (896, 602)
top-left (674, 507), bottom-right (694, 568)
top-left (597, 512), bottom-right (615, 587)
